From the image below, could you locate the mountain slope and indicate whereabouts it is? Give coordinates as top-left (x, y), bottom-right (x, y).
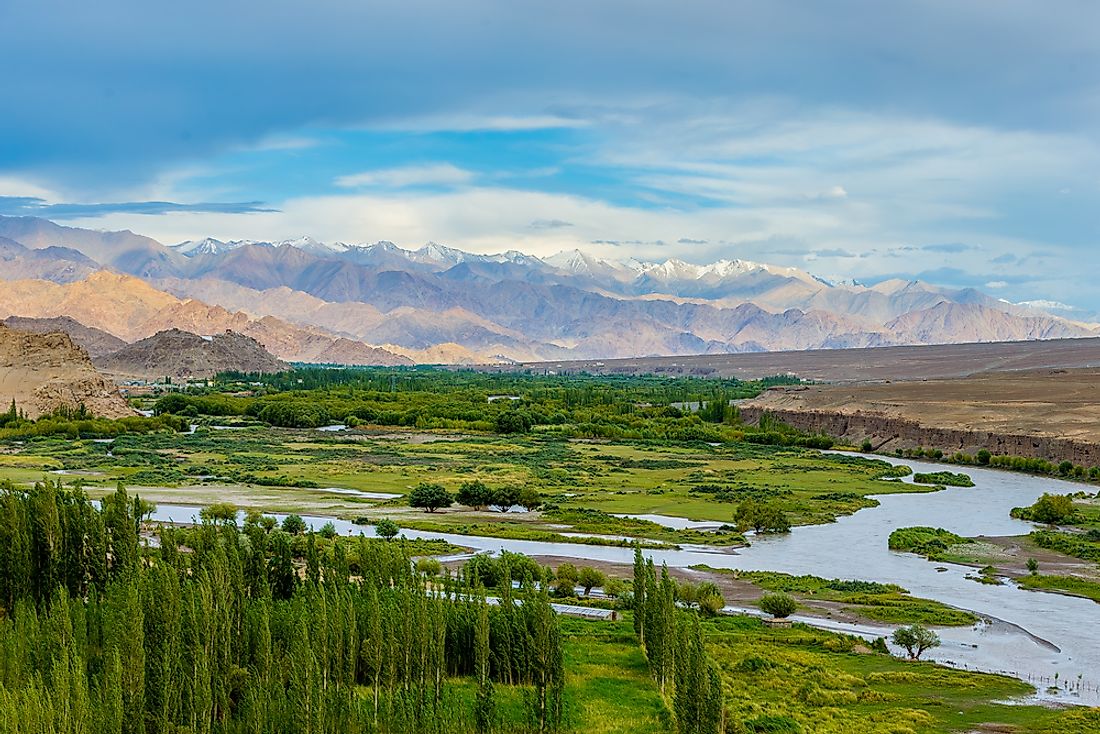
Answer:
top-left (96, 329), bottom-right (287, 379)
top-left (2, 316), bottom-right (128, 357)
top-left (0, 324), bottom-right (133, 419)
top-left (0, 272), bottom-right (411, 366)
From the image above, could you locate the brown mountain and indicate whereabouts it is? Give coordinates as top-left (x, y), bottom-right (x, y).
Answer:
top-left (0, 324), bottom-right (133, 419)
top-left (0, 272), bottom-right (411, 366)
top-left (96, 329), bottom-right (287, 380)
top-left (2, 315), bottom-right (128, 357)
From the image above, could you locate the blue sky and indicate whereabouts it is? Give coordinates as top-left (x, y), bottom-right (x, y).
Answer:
top-left (1, 1), bottom-right (1098, 309)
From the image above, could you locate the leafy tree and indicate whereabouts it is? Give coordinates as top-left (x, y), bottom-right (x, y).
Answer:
top-left (281, 513), bottom-right (307, 535)
top-left (977, 449), bottom-right (992, 465)
top-left (696, 582), bottom-right (724, 616)
top-left (318, 521), bottom-right (337, 539)
top-left (759, 592), bottom-right (797, 619)
top-left (199, 502), bottom-right (238, 524)
top-left (375, 518), bottom-right (399, 539)
top-left (892, 624), bottom-right (940, 659)
top-left (517, 487), bottom-right (543, 512)
top-left (494, 410), bottom-right (532, 434)
top-left (577, 566), bottom-right (605, 596)
top-left (456, 480), bottom-right (492, 510)
top-left (409, 483), bottom-right (453, 513)
top-left (1027, 557), bottom-right (1039, 574)
top-left (488, 486), bottom-right (521, 513)
top-left (861, 438), bottom-right (874, 452)
top-left (554, 563), bottom-right (579, 597)
top-left (1018, 493), bottom-right (1077, 525)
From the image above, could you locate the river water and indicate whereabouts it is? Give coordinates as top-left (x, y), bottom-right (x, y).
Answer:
top-left (146, 453), bottom-right (1100, 704)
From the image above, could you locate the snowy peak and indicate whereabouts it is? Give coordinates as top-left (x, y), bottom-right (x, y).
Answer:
top-left (171, 238), bottom-right (260, 257)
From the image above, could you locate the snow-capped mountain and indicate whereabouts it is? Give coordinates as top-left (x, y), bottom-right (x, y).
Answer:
top-left (171, 238), bottom-right (262, 257)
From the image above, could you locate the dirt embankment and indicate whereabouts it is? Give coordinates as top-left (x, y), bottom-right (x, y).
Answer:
top-left (741, 368), bottom-right (1100, 465)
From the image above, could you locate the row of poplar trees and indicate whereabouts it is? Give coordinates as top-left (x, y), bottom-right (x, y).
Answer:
top-left (0, 480), bottom-right (565, 733)
top-left (633, 546), bottom-right (725, 734)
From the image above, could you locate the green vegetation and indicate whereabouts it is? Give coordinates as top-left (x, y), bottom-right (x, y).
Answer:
top-left (703, 568), bottom-right (978, 626)
top-left (897, 445), bottom-right (1100, 483)
top-left (891, 624), bottom-right (941, 660)
top-left (1016, 573), bottom-right (1100, 604)
top-left (759, 593), bottom-right (797, 619)
top-left (911, 471), bottom-right (974, 487)
top-left (888, 527), bottom-right (967, 561)
top-left (1012, 493), bottom-right (1080, 524)
top-left (1029, 529), bottom-right (1100, 562)
top-left (701, 614), bottom-right (1095, 733)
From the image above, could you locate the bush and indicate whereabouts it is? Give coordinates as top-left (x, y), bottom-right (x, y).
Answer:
top-left (1011, 493), bottom-right (1078, 525)
top-left (759, 592), bottom-right (797, 619)
top-left (416, 557), bottom-right (442, 576)
top-left (318, 522), bottom-right (337, 539)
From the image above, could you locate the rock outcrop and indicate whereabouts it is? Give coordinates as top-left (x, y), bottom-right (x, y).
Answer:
top-left (0, 324), bottom-right (134, 419)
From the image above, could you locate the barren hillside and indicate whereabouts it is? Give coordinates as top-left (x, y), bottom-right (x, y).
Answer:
top-left (0, 324), bottom-right (133, 419)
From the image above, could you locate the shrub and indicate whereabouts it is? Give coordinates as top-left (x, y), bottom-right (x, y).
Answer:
top-left (1011, 493), bottom-right (1077, 525)
top-left (759, 592), bottom-right (797, 619)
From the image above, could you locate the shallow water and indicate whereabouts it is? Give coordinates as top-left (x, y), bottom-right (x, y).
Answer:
top-left (146, 453), bottom-right (1100, 703)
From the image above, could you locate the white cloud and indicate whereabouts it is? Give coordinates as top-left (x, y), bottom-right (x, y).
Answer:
top-left (985, 280), bottom-right (1008, 289)
top-left (334, 163), bottom-right (474, 189)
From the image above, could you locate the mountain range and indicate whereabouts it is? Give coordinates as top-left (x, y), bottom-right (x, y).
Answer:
top-left (0, 214), bottom-right (1095, 364)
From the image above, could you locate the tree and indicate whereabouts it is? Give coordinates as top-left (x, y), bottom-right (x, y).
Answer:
top-left (759, 592), bottom-right (797, 619)
top-left (554, 563), bottom-right (579, 597)
top-left (517, 487), bottom-right (542, 512)
top-left (1027, 557), bottom-right (1039, 574)
top-left (494, 410), bottom-right (532, 434)
top-left (1023, 493), bottom-right (1077, 525)
top-left (281, 513), bottom-right (307, 535)
top-left (409, 483), bottom-right (453, 513)
top-left (861, 438), bottom-right (874, 453)
top-left (696, 582), bottom-right (724, 616)
top-left (488, 486), bottom-right (521, 513)
top-left (577, 567), bottom-right (605, 596)
top-left (318, 521), bottom-right (337, 539)
top-left (375, 518), bottom-right (399, 539)
top-left (456, 480), bottom-right (492, 511)
top-left (199, 502), bottom-right (238, 525)
top-left (976, 449), bottom-right (992, 465)
top-left (892, 624), bottom-right (940, 660)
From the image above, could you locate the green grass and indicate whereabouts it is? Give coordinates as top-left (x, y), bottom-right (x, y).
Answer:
top-left (699, 567), bottom-right (977, 626)
top-left (442, 618), bottom-right (670, 733)
top-left (0, 428), bottom-right (933, 545)
top-left (702, 614), bottom-right (1095, 733)
top-left (1017, 573), bottom-right (1100, 603)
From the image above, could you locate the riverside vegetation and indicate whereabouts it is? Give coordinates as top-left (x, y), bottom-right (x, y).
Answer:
top-left (1, 369), bottom-right (1099, 731)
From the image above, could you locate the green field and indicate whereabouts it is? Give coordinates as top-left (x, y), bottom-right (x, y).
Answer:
top-left (0, 427), bottom-right (933, 545)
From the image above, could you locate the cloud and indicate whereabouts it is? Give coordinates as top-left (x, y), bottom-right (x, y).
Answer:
top-left (0, 196), bottom-right (275, 219)
top-left (529, 218), bottom-right (573, 229)
top-left (985, 280), bottom-right (1008, 289)
top-left (811, 248), bottom-right (858, 258)
top-left (335, 164), bottom-right (474, 189)
top-left (678, 238), bottom-right (708, 244)
top-left (922, 242), bottom-right (977, 254)
top-left (991, 253), bottom-right (1017, 264)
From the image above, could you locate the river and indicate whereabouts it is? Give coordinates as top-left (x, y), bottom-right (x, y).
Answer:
top-left (146, 453), bottom-right (1100, 704)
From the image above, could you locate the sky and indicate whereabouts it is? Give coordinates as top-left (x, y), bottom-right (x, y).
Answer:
top-left (1, 1), bottom-right (1098, 310)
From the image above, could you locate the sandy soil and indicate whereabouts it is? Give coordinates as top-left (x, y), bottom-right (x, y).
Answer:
top-left (472, 337), bottom-right (1100, 383)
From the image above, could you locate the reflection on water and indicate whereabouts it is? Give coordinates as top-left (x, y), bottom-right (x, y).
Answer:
top-left (147, 452), bottom-right (1100, 703)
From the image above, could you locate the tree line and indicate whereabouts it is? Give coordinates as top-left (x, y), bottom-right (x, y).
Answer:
top-left (0, 481), bottom-right (567, 733)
